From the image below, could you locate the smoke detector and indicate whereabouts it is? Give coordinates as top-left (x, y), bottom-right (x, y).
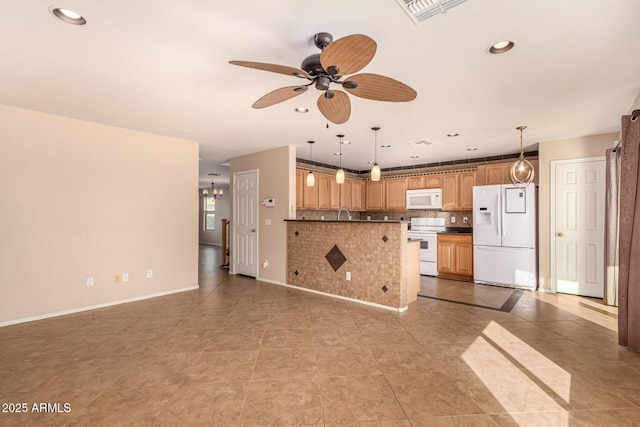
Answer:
top-left (396, 0), bottom-right (469, 24)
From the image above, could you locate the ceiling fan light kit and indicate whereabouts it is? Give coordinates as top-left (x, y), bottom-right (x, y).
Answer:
top-left (509, 125), bottom-right (535, 187)
top-left (230, 32), bottom-right (417, 124)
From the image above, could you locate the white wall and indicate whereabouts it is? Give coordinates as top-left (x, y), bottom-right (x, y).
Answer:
top-left (0, 105), bottom-right (199, 325)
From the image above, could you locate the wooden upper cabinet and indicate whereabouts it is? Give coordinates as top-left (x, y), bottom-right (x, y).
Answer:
top-left (296, 170), bottom-right (304, 209)
top-left (441, 174), bottom-right (458, 211)
top-left (385, 178), bottom-right (407, 210)
top-left (407, 176), bottom-right (424, 190)
top-left (441, 172), bottom-right (475, 211)
top-left (351, 179), bottom-right (366, 211)
top-left (477, 163), bottom-right (509, 186)
top-left (341, 179), bottom-right (352, 210)
top-left (424, 175), bottom-right (442, 189)
top-left (330, 179), bottom-right (340, 210)
top-left (317, 174), bottom-right (331, 210)
top-left (365, 180), bottom-right (385, 210)
top-left (302, 172), bottom-right (319, 209)
top-left (459, 171), bottom-right (476, 210)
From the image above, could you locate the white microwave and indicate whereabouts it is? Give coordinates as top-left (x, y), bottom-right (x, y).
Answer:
top-left (406, 188), bottom-right (442, 210)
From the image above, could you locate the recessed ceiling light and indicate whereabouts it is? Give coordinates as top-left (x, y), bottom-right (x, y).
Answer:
top-left (466, 148), bottom-right (478, 151)
top-left (49, 6), bottom-right (86, 25)
top-left (341, 140), bottom-right (351, 145)
top-left (380, 144), bottom-right (391, 148)
top-left (410, 155), bottom-right (420, 159)
top-left (294, 107), bottom-right (308, 113)
top-left (333, 152), bottom-right (342, 156)
top-left (447, 133), bottom-right (459, 137)
top-left (366, 161), bottom-right (375, 165)
top-left (488, 40), bottom-right (514, 54)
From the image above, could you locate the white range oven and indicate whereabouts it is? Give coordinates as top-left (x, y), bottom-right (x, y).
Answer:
top-left (407, 217), bottom-right (445, 276)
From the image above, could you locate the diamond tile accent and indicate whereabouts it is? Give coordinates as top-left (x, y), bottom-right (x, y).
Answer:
top-left (294, 270), bottom-right (299, 276)
top-left (382, 236), bottom-right (388, 243)
top-left (325, 245), bottom-right (347, 272)
top-left (295, 231), bottom-right (299, 236)
top-left (382, 285), bottom-right (388, 292)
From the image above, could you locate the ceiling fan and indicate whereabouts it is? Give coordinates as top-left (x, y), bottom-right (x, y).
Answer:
top-left (229, 32), bottom-right (417, 124)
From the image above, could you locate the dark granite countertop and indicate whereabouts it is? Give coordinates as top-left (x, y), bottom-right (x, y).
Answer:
top-left (438, 227), bottom-right (473, 235)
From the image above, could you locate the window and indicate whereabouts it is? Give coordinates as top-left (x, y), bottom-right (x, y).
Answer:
top-left (203, 197), bottom-right (215, 231)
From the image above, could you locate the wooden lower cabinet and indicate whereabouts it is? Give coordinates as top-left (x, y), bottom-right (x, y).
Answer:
top-left (437, 234), bottom-right (473, 281)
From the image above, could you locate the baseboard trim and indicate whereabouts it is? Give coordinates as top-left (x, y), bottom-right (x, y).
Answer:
top-left (257, 278), bottom-right (407, 313)
top-left (0, 285), bottom-right (199, 327)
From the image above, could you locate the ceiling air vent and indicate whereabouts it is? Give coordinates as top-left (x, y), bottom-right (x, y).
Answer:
top-left (396, 0), bottom-right (469, 24)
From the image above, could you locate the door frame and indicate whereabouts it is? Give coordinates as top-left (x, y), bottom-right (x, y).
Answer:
top-left (231, 168), bottom-right (259, 277)
top-left (549, 156), bottom-right (605, 293)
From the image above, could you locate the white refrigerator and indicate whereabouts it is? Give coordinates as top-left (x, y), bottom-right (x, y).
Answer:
top-left (473, 184), bottom-right (537, 289)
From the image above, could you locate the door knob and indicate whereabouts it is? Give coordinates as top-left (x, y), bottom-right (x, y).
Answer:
top-left (556, 232), bottom-right (564, 237)
top-left (251, 228), bottom-right (256, 232)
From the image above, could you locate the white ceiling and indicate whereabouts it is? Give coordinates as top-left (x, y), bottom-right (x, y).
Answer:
top-left (2, 1), bottom-right (639, 187)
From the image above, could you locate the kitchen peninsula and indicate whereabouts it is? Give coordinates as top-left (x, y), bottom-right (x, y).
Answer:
top-left (285, 219), bottom-right (420, 311)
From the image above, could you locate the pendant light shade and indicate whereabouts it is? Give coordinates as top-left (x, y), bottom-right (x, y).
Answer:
top-left (509, 126), bottom-right (535, 187)
top-left (371, 127), bottom-right (381, 181)
top-left (336, 134), bottom-right (345, 184)
top-left (306, 141), bottom-right (315, 187)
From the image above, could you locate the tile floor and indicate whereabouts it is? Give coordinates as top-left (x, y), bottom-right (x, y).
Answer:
top-left (1, 245), bottom-right (639, 426)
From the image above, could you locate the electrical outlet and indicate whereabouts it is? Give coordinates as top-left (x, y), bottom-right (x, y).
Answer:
top-left (346, 272), bottom-right (351, 281)
top-left (114, 274), bottom-right (122, 284)
top-left (451, 216), bottom-right (456, 223)
top-left (146, 269), bottom-right (153, 279)
top-left (86, 277), bottom-right (93, 287)
top-left (463, 217), bottom-right (469, 223)
top-left (122, 273), bottom-right (129, 282)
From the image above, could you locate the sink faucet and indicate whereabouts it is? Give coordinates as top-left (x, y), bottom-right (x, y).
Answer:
top-left (337, 208), bottom-right (351, 220)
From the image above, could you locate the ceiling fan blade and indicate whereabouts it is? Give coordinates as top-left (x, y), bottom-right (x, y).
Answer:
top-left (320, 34), bottom-right (376, 76)
top-left (343, 73), bottom-right (417, 102)
top-left (229, 61), bottom-right (309, 78)
top-left (317, 90), bottom-right (351, 124)
top-left (252, 86), bottom-right (308, 109)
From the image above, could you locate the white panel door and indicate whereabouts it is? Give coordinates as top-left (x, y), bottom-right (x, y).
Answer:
top-left (553, 159), bottom-right (605, 297)
top-left (502, 185), bottom-right (537, 249)
top-left (472, 185), bottom-right (501, 247)
top-left (233, 170), bottom-right (258, 277)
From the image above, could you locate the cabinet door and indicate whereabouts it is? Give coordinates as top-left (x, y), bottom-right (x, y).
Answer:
top-left (341, 179), bottom-right (352, 210)
top-left (437, 239), bottom-right (455, 274)
top-left (317, 174), bottom-right (331, 210)
top-left (296, 170), bottom-right (304, 209)
top-left (330, 179), bottom-right (340, 210)
top-left (365, 180), bottom-right (385, 210)
top-left (407, 176), bottom-right (424, 190)
top-left (385, 178), bottom-right (407, 210)
top-left (352, 180), bottom-right (365, 211)
top-left (441, 174), bottom-right (458, 211)
top-left (424, 175), bottom-right (442, 189)
top-left (455, 240), bottom-right (474, 276)
top-left (484, 163), bottom-right (509, 185)
top-left (458, 172), bottom-right (476, 210)
top-left (302, 172), bottom-right (319, 209)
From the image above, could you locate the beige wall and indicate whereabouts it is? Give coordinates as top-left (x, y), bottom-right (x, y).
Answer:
top-left (537, 132), bottom-right (618, 292)
top-left (229, 146), bottom-right (296, 284)
top-left (0, 105), bottom-right (199, 325)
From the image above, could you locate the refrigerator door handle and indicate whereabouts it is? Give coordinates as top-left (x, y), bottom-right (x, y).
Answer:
top-left (496, 193), bottom-right (502, 237)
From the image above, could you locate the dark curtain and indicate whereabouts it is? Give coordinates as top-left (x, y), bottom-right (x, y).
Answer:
top-left (618, 114), bottom-right (640, 350)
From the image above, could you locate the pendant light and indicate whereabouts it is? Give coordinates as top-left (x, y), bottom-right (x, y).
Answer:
top-left (336, 134), bottom-right (345, 184)
top-left (306, 141), bottom-right (315, 187)
top-left (371, 126), bottom-right (381, 181)
top-left (509, 125), bottom-right (535, 187)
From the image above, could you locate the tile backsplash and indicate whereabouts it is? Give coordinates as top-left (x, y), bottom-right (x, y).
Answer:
top-left (296, 209), bottom-right (473, 227)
